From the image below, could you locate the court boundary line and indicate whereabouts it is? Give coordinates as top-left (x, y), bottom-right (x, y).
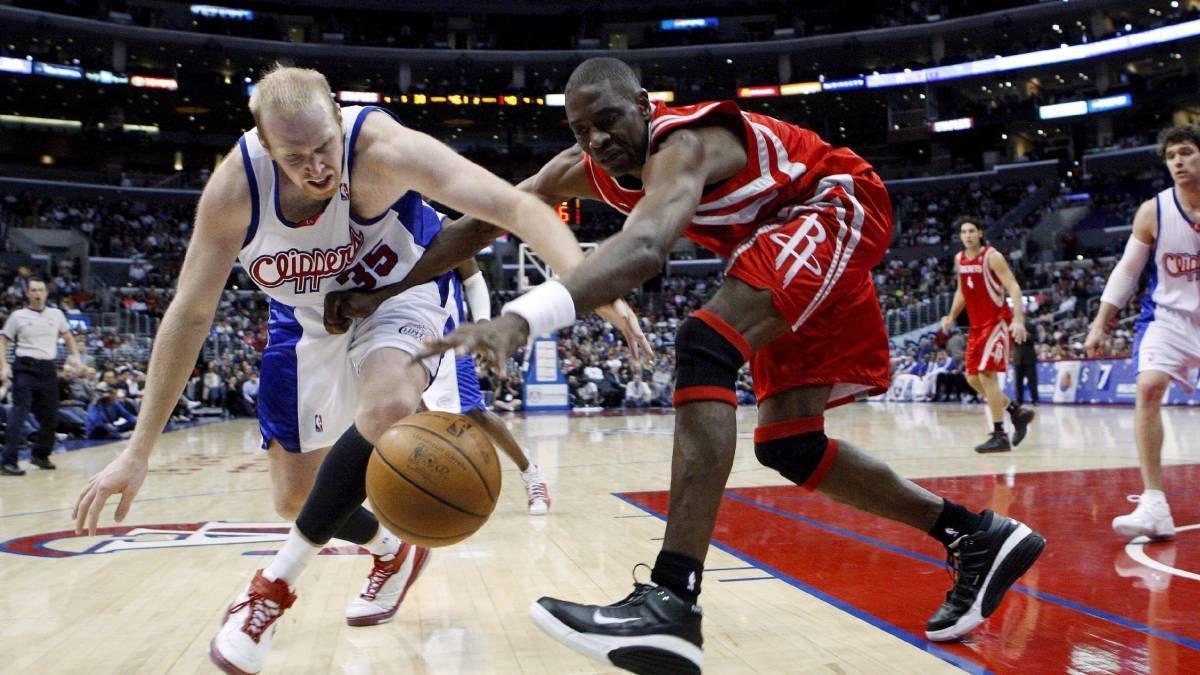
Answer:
top-left (610, 492), bottom-right (991, 675)
top-left (716, 489), bottom-right (1200, 652)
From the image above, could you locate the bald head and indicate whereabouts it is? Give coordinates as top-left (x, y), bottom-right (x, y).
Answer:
top-left (566, 58), bottom-right (642, 101)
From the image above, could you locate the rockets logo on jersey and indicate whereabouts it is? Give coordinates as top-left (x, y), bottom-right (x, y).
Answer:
top-left (1163, 252), bottom-right (1200, 282)
top-left (769, 215), bottom-right (827, 288)
top-left (248, 229), bottom-right (364, 294)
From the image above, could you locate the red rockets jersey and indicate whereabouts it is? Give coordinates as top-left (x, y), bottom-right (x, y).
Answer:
top-left (956, 246), bottom-right (1013, 328)
top-left (582, 100), bottom-right (876, 259)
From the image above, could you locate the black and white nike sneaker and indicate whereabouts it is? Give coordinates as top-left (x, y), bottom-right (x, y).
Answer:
top-left (529, 581), bottom-right (703, 674)
top-left (925, 509), bottom-right (1046, 641)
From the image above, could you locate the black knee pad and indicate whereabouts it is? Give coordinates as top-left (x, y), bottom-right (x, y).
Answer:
top-left (754, 431), bottom-right (836, 489)
top-left (672, 311), bottom-right (750, 407)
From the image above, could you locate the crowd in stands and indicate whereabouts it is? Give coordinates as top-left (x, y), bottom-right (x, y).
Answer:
top-left (892, 180), bottom-right (1039, 248)
top-left (3, 193), bottom-right (194, 272)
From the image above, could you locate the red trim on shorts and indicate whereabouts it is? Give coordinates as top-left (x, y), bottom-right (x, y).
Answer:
top-left (803, 439), bottom-right (839, 490)
top-left (673, 386), bottom-right (738, 407)
top-left (692, 309), bottom-right (752, 362)
top-left (753, 416), bottom-right (825, 443)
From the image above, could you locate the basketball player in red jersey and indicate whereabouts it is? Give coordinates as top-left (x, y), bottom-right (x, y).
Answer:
top-left (327, 58), bottom-right (1045, 673)
top-left (940, 217), bottom-right (1036, 453)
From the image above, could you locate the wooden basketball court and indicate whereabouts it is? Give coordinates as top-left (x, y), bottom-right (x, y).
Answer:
top-left (2, 402), bottom-right (1198, 673)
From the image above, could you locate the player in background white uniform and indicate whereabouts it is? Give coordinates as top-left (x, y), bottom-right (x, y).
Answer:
top-left (1086, 124), bottom-right (1200, 541)
top-left (70, 66), bottom-right (643, 674)
top-left (424, 258), bottom-right (551, 514)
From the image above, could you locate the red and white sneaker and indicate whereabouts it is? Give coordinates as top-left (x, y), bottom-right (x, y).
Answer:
top-left (209, 570), bottom-right (296, 675)
top-left (345, 542), bottom-right (431, 626)
top-left (522, 464), bottom-right (551, 516)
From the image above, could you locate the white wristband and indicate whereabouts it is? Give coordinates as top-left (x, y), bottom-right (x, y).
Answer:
top-left (501, 280), bottom-right (576, 337)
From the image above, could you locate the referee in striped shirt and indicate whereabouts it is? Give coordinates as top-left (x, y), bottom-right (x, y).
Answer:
top-left (0, 277), bottom-right (82, 475)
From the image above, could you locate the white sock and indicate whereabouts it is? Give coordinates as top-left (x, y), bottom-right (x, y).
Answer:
top-left (263, 526), bottom-right (321, 588)
top-left (1142, 489), bottom-right (1166, 502)
top-left (521, 464), bottom-right (540, 479)
top-left (363, 527), bottom-right (402, 561)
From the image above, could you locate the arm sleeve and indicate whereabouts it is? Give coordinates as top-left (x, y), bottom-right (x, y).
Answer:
top-left (461, 270), bottom-right (492, 321)
top-left (1100, 236), bottom-right (1153, 309)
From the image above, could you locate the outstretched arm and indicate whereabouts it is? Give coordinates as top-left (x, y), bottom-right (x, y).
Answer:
top-left (1085, 199), bottom-right (1156, 356)
top-left (561, 131), bottom-right (709, 314)
top-left (323, 146), bottom-right (589, 332)
top-left (361, 121), bottom-right (589, 278)
top-left (422, 125), bottom-right (745, 363)
top-left (74, 149), bottom-right (249, 534)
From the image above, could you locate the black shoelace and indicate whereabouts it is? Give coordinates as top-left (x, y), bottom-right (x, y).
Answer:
top-left (943, 537), bottom-right (989, 607)
top-left (608, 563), bottom-right (656, 607)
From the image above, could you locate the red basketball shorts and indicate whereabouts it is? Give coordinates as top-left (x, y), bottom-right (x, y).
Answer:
top-left (725, 172), bottom-right (893, 405)
top-left (965, 321), bottom-right (1011, 375)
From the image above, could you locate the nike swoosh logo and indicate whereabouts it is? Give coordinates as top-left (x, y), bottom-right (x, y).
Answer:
top-left (592, 610), bottom-right (639, 625)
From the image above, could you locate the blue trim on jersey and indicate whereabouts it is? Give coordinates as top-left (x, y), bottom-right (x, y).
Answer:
top-left (452, 273), bottom-right (467, 322)
top-left (258, 300), bottom-right (302, 453)
top-left (346, 106), bottom-right (398, 179)
top-left (455, 354), bottom-right (485, 411)
top-left (346, 106), bottom-right (409, 225)
top-left (1172, 187), bottom-right (1196, 226)
top-left (436, 270), bottom-right (452, 306)
top-left (237, 137), bottom-right (260, 248)
top-left (271, 163), bottom-right (330, 229)
top-left (1136, 195), bottom-right (1162, 330)
top-left (382, 191), bottom-right (444, 246)
top-left (436, 310), bottom-right (483, 413)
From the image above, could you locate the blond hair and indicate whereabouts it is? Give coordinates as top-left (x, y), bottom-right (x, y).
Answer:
top-left (248, 64), bottom-right (339, 134)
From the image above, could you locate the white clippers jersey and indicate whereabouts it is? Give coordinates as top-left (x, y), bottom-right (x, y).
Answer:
top-left (236, 105), bottom-right (442, 308)
top-left (1138, 187), bottom-right (1200, 326)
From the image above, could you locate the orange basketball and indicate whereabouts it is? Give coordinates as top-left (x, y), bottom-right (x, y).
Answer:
top-left (366, 411), bottom-right (501, 547)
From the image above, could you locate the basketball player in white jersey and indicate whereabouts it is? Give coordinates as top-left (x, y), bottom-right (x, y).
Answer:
top-left (1085, 124), bottom-right (1200, 541)
top-left (424, 258), bottom-right (551, 514)
top-left (69, 66), bottom-right (640, 674)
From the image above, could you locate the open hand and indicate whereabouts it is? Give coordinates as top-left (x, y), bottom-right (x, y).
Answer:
top-left (596, 299), bottom-right (653, 361)
top-left (73, 450), bottom-right (149, 536)
top-left (417, 313), bottom-right (531, 375)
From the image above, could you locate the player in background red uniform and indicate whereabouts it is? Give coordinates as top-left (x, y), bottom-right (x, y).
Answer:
top-left (941, 217), bottom-right (1036, 453)
top-left (328, 58), bottom-right (1045, 674)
